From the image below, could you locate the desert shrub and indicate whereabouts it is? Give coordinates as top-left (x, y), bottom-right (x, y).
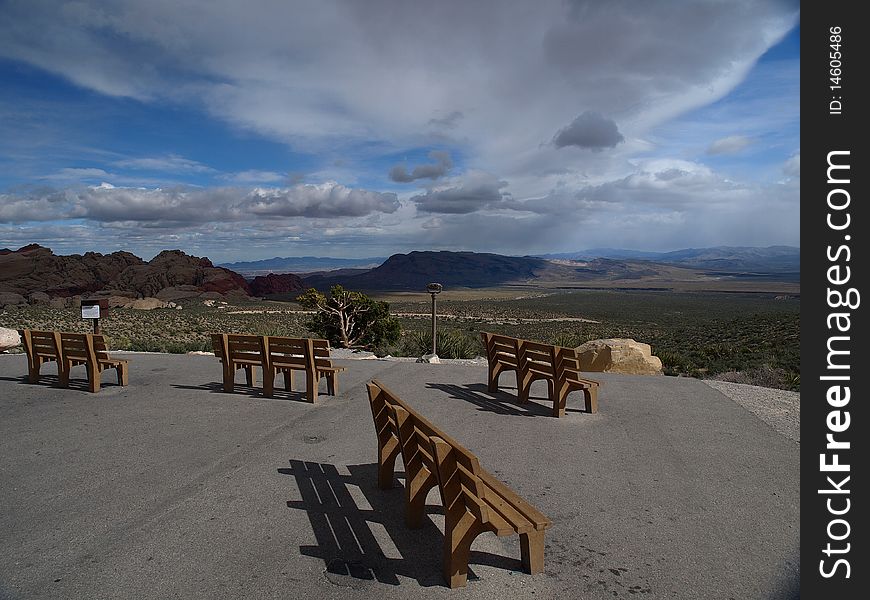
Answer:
top-left (709, 365), bottom-right (800, 391)
top-left (297, 285), bottom-right (400, 349)
top-left (400, 329), bottom-right (481, 359)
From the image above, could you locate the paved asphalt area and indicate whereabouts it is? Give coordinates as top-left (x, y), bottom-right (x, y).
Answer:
top-left (0, 353), bottom-right (799, 600)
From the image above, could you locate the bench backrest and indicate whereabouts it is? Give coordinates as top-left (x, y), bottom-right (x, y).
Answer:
top-left (480, 332), bottom-right (521, 368)
top-left (428, 435), bottom-right (490, 524)
top-left (21, 329), bottom-right (62, 360)
top-left (226, 334), bottom-right (266, 363)
top-left (367, 380), bottom-right (491, 523)
top-left (311, 339), bottom-right (336, 370)
top-left (211, 333), bottom-right (228, 360)
top-left (59, 332), bottom-right (97, 364)
top-left (265, 336), bottom-right (313, 370)
top-left (520, 340), bottom-right (558, 377)
top-left (91, 334), bottom-right (115, 361)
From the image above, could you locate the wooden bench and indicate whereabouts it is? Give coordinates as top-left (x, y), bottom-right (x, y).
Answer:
top-left (519, 341), bottom-right (599, 416)
top-left (222, 334), bottom-right (267, 392)
top-left (18, 329), bottom-right (65, 383)
top-left (480, 332), bottom-right (522, 394)
top-left (481, 332), bottom-right (600, 416)
top-left (212, 334), bottom-right (345, 401)
top-left (366, 380), bottom-right (551, 588)
top-left (211, 333), bottom-right (256, 391)
top-left (58, 332), bottom-right (128, 393)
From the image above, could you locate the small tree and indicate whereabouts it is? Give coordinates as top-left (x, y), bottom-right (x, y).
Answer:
top-left (296, 285), bottom-right (400, 349)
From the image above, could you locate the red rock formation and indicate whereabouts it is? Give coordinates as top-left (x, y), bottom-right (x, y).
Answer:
top-left (249, 272), bottom-right (305, 297)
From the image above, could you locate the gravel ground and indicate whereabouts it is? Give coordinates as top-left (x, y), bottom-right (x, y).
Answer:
top-left (703, 380), bottom-right (800, 444)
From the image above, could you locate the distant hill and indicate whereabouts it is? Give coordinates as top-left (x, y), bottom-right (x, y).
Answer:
top-left (300, 250), bottom-right (711, 291)
top-left (542, 245), bottom-right (799, 274)
top-left (220, 255), bottom-right (385, 276)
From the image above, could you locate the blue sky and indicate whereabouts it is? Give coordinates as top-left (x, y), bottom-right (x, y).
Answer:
top-left (0, 1), bottom-right (799, 262)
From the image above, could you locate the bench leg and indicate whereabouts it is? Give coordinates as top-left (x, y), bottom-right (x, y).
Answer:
top-left (377, 437), bottom-right (401, 490)
top-left (305, 370), bottom-right (317, 403)
top-left (28, 361), bottom-right (40, 384)
top-left (244, 365), bottom-right (255, 387)
top-left (553, 382), bottom-right (567, 418)
top-left (406, 466), bottom-right (437, 529)
top-left (221, 362), bottom-right (234, 392)
top-left (517, 371), bottom-right (534, 404)
top-left (88, 364), bottom-right (100, 393)
top-left (282, 369), bottom-right (293, 391)
top-left (325, 372), bottom-right (337, 395)
top-left (58, 360), bottom-right (70, 388)
top-left (487, 362), bottom-right (506, 393)
top-left (519, 530), bottom-right (546, 574)
top-left (262, 366), bottom-right (275, 397)
top-left (117, 364), bottom-right (128, 386)
top-left (584, 386), bottom-right (598, 413)
top-left (443, 511), bottom-right (484, 588)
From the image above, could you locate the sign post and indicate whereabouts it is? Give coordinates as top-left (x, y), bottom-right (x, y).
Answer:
top-left (81, 299), bottom-right (109, 335)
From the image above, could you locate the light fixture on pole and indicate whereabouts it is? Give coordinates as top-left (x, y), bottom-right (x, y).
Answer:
top-left (420, 282), bottom-right (443, 363)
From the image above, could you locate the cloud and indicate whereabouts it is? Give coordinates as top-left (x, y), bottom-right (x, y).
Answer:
top-left (43, 168), bottom-right (112, 181)
top-left (114, 155), bottom-right (215, 173)
top-left (0, 182), bottom-right (399, 224)
top-left (221, 170), bottom-right (286, 183)
top-left (0, 1), bottom-right (800, 258)
top-left (782, 153), bottom-right (800, 178)
top-left (706, 135), bottom-right (753, 155)
top-left (240, 183), bottom-right (399, 218)
top-left (0, 1), bottom-right (798, 161)
top-left (428, 111), bottom-right (463, 129)
top-left (389, 151), bottom-right (453, 183)
top-left (410, 173), bottom-right (508, 214)
top-left (553, 111), bottom-right (624, 150)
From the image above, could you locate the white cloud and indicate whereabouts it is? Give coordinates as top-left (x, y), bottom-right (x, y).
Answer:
top-left (0, 182), bottom-right (399, 224)
top-left (0, 1), bottom-right (798, 167)
top-left (0, 1), bottom-right (800, 257)
top-left (783, 153), bottom-right (800, 179)
top-left (222, 170), bottom-right (287, 183)
top-left (706, 135), bottom-right (753, 155)
top-left (114, 155), bottom-right (215, 173)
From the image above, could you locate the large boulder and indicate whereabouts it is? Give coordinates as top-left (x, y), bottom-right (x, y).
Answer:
top-left (130, 298), bottom-right (169, 310)
top-left (0, 327), bottom-right (22, 352)
top-left (0, 292), bottom-right (26, 307)
top-left (575, 338), bottom-right (663, 375)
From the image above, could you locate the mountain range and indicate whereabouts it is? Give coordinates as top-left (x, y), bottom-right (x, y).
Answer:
top-left (0, 244), bottom-right (799, 306)
top-left (220, 255), bottom-right (385, 276)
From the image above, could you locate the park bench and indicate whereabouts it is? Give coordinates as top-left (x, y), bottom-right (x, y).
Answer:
top-left (58, 332), bottom-right (128, 393)
top-left (518, 341), bottom-right (599, 416)
top-left (211, 334), bottom-right (344, 401)
top-left (366, 380), bottom-right (551, 588)
top-left (480, 332), bottom-right (522, 394)
top-left (264, 337), bottom-right (346, 402)
top-left (19, 329), bottom-right (66, 384)
top-left (218, 334), bottom-right (266, 392)
top-left (481, 332), bottom-right (599, 416)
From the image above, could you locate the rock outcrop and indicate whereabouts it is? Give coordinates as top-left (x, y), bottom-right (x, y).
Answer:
top-left (249, 272), bottom-right (305, 297)
top-left (575, 338), bottom-right (663, 375)
top-left (0, 245), bottom-right (251, 303)
top-left (0, 327), bottom-right (21, 352)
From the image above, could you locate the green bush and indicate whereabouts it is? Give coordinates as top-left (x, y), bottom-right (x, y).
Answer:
top-left (400, 329), bottom-right (481, 359)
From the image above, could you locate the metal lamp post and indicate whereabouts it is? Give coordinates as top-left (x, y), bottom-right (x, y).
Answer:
top-left (426, 282), bottom-right (443, 359)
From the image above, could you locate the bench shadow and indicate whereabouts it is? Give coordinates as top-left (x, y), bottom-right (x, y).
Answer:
top-left (426, 382), bottom-right (553, 417)
top-left (170, 381), bottom-right (313, 403)
top-left (278, 460), bottom-right (519, 587)
top-left (0, 373), bottom-right (118, 392)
